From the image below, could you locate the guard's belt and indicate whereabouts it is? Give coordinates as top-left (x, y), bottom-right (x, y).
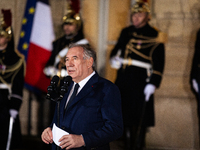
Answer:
top-left (122, 58), bottom-right (152, 77)
top-left (0, 83), bottom-right (11, 89)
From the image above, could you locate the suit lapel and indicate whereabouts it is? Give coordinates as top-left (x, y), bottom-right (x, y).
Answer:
top-left (60, 82), bottom-right (73, 116)
top-left (65, 73), bottom-right (99, 112)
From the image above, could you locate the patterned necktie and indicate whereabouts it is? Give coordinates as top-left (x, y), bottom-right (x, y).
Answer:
top-left (65, 83), bottom-right (79, 110)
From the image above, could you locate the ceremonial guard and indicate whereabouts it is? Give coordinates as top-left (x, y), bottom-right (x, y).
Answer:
top-left (44, 1), bottom-right (89, 78)
top-left (110, 1), bottom-right (166, 149)
top-left (0, 9), bottom-right (25, 149)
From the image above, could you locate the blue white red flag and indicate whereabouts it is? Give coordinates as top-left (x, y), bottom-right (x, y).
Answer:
top-left (18, 0), bottom-right (55, 93)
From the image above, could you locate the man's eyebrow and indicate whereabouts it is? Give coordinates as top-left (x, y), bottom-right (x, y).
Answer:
top-left (65, 56), bottom-right (78, 58)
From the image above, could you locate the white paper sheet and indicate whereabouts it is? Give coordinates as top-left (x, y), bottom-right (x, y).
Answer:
top-left (52, 123), bottom-right (69, 146)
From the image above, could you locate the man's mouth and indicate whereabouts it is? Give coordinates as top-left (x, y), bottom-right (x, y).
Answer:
top-left (68, 69), bottom-right (75, 73)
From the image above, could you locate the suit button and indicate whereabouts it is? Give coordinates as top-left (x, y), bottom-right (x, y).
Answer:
top-left (61, 126), bottom-right (65, 130)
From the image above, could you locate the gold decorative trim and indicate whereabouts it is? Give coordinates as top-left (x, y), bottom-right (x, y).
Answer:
top-left (0, 57), bottom-right (25, 88)
top-left (153, 70), bottom-right (162, 76)
top-left (0, 58), bottom-right (24, 73)
top-left (149, 43), bottom-right (160, 64)
top-left (156, 32), bottom-right (168, 43)
top-left (122, 30), bottom-right (165, 70)
top-left (126, 41), bottom-right (151, 60)
top-left (15, 49), bottom-right (26, 76)
top-left (132, 31), bottom-right (167, 44)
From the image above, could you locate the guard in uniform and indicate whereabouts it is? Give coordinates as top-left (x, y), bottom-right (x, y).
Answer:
top-left (0, 9), bottom-right (25, 149)
top-left (44, 3), bottom-right (89, 79)
top-left (110, 1), bottom-right (166, 149)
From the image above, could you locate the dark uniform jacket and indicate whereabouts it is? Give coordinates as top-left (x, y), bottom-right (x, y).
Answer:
top-left (110, 23), bottom-right (165, 127)
top-left (0, 38), bottom-right (25, 149)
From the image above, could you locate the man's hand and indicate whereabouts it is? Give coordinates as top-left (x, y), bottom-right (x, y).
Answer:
top-left (59, 134), bottom-right (85, 149)
top-left (144, 84), bottom-right (156, 102)
top-left (41, 127), bottom-right (53, 144)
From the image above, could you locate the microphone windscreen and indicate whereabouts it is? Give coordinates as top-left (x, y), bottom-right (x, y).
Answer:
top-left (51, 75), bottom-right (60, 86)
top-left (63, 76), bottom-right (72, 86)
top-left (46, 75), bottom-right (60, 99)
top-left (59, 76), bottom-right (72, 97)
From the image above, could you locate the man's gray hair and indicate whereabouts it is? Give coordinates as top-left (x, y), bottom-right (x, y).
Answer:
top-left (68, 44), bottom-right (96, 70)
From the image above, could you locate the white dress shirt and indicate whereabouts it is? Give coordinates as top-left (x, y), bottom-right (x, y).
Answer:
top-left (65, 71), bottom-right (95, 108)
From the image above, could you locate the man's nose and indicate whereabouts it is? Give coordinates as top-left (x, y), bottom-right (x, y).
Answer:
top-left (66, 60), bottom-right (73, 67)
top-left (134, 17), bottom-right (138, 21)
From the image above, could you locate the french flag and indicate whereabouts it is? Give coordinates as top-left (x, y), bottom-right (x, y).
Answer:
top-left (18, 0), bottom-right (55, 93)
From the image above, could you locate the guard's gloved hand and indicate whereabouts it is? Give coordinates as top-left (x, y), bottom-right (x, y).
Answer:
top-left (9, 109), bottom-right (18, 119)
top-left (110, 56), bottom-right (122, 69)
top-left (43, 66), bottom-right (58, 78)
top-left (144, 84), bottom-right (156, 102)
top-left (192, 79), bottom-right (198, 93)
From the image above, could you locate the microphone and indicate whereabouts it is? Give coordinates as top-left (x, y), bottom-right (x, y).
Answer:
top-left (59, 76), bottom-right (72, 99)
top-left (46, 75), bottom-right (60, 100)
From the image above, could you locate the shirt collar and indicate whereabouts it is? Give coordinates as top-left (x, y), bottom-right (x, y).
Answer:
top-left (74, 71), bottom-right (95, 92)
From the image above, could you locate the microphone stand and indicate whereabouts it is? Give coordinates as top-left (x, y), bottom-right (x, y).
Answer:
top-left (46, 75), bottom-right (72, 150)
top-left (46, 87), bottom-right (70, 150)
top-left (56, 98), bottom-right (61, 150)
top-left (46, 95), bottom-right (62, 150)
top-left (46, 96), bottom-right (63, 127)
top-left (56, 96), bottom-right (63, 128)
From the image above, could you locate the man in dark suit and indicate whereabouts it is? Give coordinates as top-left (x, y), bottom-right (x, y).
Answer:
top-left (41, 44), bottom-right (123, 150)
top-left (109, 0), bottom-right (166, 149)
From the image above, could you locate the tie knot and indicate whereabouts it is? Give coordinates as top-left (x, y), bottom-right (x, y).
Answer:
top-left (74, 83), bottom-right (79, 90)
top-left (74, 83), bottom-right (80, 94)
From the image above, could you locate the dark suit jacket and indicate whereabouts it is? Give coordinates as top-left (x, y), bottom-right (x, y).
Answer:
top-left (51, 72), bottom-right (123, 150)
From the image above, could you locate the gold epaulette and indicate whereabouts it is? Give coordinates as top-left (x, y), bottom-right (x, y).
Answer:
top-left (15, 49), bottom-right (26, 76)
top-left (152, 26), bottom-right (168, 43)
top-left (15, 49), bottom-right (25, 60)
top-left (156, 32), bottom-right (168, 43)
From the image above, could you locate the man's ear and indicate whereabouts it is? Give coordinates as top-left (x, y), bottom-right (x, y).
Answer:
top-left (87, 57), bottom-right (93, 68)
